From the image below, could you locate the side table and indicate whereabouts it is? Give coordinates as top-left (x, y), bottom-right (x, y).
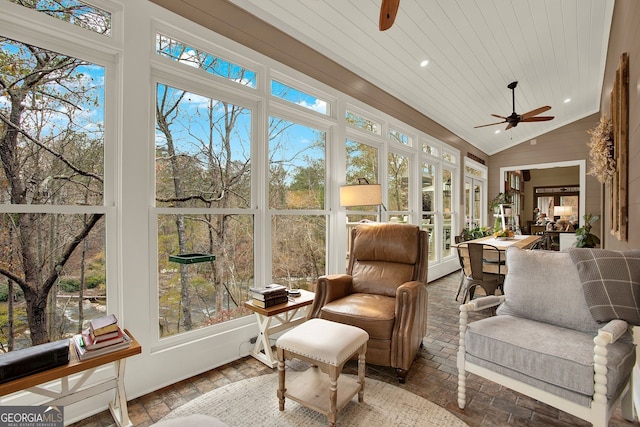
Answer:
top-left (0, 329), bottom-right (142, 427)
top-left (244, 289), bottom-right (314, 367)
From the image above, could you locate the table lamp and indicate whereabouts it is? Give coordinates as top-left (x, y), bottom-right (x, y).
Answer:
top-left (339, 178), bottom-right (385, 220)
top-left (553, 206), bottom-right (573, 230)
top-left (553, 206), bottom-right (572, 220)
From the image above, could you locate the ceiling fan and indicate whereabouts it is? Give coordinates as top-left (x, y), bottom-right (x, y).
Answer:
top-left (475, 81), bottom-right (554, 131)
top-left (379, 0), bottom-right (400, 31)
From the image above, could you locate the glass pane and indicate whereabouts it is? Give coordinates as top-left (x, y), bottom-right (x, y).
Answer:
top-left (10, 0), bottom-right (111, 36)
top-left (465, 165), bottom-right (482, 177)
top-left (422, 144), bottom-right (437, 156)
top-left (389, 128), bottom-right (410, 145)
top-left (421, 215), bottom-right (436, 263)
top-left (271, 215), bottom-right (326, 290)
top-left (155, 84), bottom-right (252, 208)
top-left (464, 181), bottom-right (472, 228)
top-left (421, 163), bottom-right (435, 212)
top-left (537, 196), bottom-right (554, 218)
top-left (346, 139), bottom-right (378, 183)
top-left (473, 182), bottom-right (482, 228)
top-left (345, 111), bottom-right (380, 134)
top-left (388, 153), bottom-right (408, 211)
top-left (0, 213), bottom-right (105, 349)
top-left (345, 140), bottom-right (378, 212)
top-left (442, 169), bottom-right (452, 213)
top-left (268, 117), bottom-right (326, 210)
top-left (156, 34), bottom-right (257, 88)
top-left (442, 152), bottom-right (455, 163)
top-left (0, 37), bottom-right (105, 206)
top-left (442, 213), bottom-right (452, 257)
top-left (271, 80), bottom-right (328, 115)
top-left (158, 214), bottom-right (254, 338)
top-left (559, 195), bottom-right (579, 222)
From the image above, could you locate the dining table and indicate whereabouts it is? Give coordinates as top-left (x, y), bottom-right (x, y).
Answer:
top-left (451, 234), bottom-right (542, 275)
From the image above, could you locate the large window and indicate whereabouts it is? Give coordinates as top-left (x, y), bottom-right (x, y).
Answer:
top-left (0, 36), bottom-right (108, 348)
top-left (268, 116), bottom-right (327, 289)
top-left (154, 81), bottom-right (254, 337)
top-left (421, 145), bottom-right (459, 263)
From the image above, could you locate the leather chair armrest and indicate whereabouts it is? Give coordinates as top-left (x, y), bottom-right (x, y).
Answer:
top-left (391, 281), bottom-right (428, 370)
top-left (309, 274), bottom-right (353, 318)
top-left (394, 281), bottom-right (427, 332)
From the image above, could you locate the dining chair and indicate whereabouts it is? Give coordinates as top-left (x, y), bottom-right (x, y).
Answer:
top-left (460, 243), bottom-right (505, 303)
top-left (454, 235), bottom-right (467, 301)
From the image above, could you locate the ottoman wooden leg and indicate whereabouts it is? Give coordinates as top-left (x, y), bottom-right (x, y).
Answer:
top-left (357, 343), bottom-right (366, 402)
top-left (328, 366), bottom-right (338, 427)
top-left (277, 347), bottom-right (286, 411)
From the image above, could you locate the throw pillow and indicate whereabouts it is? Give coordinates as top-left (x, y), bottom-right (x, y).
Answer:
top-left (568, 248), bottom-right (640, 325)
top-left (496, 247), bottom-right (601, 334)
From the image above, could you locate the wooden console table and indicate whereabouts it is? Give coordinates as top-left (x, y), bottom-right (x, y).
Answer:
top-left (244, 290), bottom-right (314, 367)
top-left (0, 329), bottom-right (141, 427)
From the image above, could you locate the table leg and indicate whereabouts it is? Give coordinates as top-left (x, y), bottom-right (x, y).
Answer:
top-left (248, 306), bottom-right (311, 367)
top-left (108, 359), bottom-right (132, 427)
top-left (250, 313), bottom-right (277, 367)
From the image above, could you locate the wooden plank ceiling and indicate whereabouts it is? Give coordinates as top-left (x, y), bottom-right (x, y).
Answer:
top-left (228, 0), bottom-right (614, 155)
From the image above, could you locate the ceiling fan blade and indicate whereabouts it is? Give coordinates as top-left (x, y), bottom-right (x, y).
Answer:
top-left (491, 113), bottom-right (508, 119)
top-left (505, 122), bottom-right (514, 131)
top-left (520, 105), bottom-right (551, 120)
top-left (520, 116), bottom-right (554, 122)
top-left (474, 120), bottom-right (506, 129)
top-left (379, 0), bottom-right (400, 31)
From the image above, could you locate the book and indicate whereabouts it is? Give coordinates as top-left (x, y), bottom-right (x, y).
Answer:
top-left (89, 314), bottom-right (119, 336)
top-left (251, 289), bottom-right (288, 301)
top-left (249, 284), bottom-right (286, 295)
top-left (89, 328), bottom-right (122, 343)
top-left (72, 330), bottom-right (132, 361)
top-left (251, 296), bottom-right (288, 308)
top-left (82, 327), bottom-right (125, 350)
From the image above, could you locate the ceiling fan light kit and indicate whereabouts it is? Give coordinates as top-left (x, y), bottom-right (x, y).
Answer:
top-left (475, 81), bottom-right (555, 131)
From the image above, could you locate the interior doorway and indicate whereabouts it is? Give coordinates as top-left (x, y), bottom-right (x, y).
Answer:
top-left (500, 160), bottom-right (586, 233)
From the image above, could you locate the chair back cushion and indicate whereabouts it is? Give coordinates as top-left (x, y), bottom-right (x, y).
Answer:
top-left (496, 247), bottom-right (601, 334)
top-left (348, 223), bottom-right (426, 296)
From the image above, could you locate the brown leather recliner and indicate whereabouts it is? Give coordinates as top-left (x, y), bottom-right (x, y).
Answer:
top-left (309, 223), bottom-right (428, 383)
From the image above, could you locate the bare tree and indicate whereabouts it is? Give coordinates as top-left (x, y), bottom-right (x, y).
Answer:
top-left (0, 38), bottom-right (104, 345)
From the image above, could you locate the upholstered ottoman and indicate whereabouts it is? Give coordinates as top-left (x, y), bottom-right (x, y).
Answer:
top-left (276, 318), bottom-right (369, 426)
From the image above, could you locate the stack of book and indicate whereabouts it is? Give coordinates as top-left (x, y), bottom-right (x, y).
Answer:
top-left (72, 314), bottom-right (131, 360)
top-left (249, 284), bottom-right (288, 308)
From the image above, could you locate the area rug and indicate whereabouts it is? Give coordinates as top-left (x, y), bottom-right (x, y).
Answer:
top-left (158, 373), bottom-right (469, 426)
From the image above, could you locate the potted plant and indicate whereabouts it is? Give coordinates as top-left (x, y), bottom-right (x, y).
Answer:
top-left (575, 214), bottom-right (601, 248)
top-left (489, 192), bottom-right (512, 213)
top-left (461, 226), bottom-right (492, 241)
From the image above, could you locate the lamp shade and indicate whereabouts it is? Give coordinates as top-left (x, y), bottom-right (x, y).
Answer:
top-left (339, 184), bottom-right (382, 207)
top-left (553, 206), bottom-right (572, 218)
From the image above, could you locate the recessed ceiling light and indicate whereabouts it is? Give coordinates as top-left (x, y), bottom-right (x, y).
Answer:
top-left (563, 98), bottom-right (571, 103)
top-left (420, 59), bottom-right (429, 67)
top-left (494, 130), bottom-right (500, 134)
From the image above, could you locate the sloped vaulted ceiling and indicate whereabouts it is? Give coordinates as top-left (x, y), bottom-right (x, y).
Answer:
top-left (153, 0), bottom-right (615, 155)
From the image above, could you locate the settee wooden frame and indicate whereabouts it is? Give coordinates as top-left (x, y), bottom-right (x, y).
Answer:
top-left (457, 296), bottom-right (635, 427)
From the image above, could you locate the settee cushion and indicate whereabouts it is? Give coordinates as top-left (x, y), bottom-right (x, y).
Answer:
top-left (496, 247), bottom-right (601, 334)
top-left (568, 248), bottom-right (640, 325)
top-left (465, 315), bottom-right (636, 406)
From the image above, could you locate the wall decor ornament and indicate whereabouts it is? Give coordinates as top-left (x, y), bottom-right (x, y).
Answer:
top-left (609, 52), bottom-right (628, 241)
top-left (586, 115), bottom-right (615, 184)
